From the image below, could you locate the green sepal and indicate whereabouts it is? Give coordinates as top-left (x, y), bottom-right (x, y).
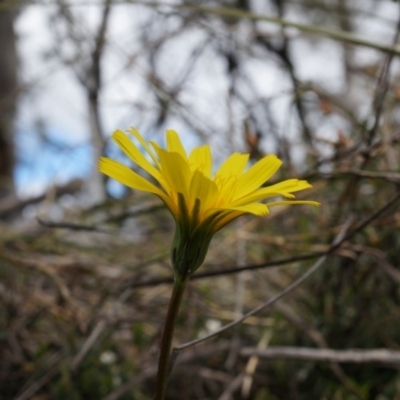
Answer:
top-left (171, 194), bottom-right (215, 279)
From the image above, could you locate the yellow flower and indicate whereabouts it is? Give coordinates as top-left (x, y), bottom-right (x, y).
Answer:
top-left (99, 128), bottom-right (319, 278)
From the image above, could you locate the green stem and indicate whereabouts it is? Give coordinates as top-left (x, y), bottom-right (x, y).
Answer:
top-left (154, 276), bottom-right (188, 400)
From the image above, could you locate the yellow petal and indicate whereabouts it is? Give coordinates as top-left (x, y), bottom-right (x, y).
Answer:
top-left (157, 149), bottom-right (191, 199)
top-left (112, 130), bottom-right (161, 180)
top-left (101, 127), bottom-right (320, 241)
top-left (166, 129), bottom-right (188, 160)
top-left (231, 179), bottom-right (312, 206)
top-left (149, 140), bottom-right (162, 157)
top-left (127, 127), bottom-right (160, 167)
top-left (211, 203), bottom-right (269, 232)
top-left (99, 157), bottom-right (165, 198)
top-left (214, 153), bottom-right (250, 203)
top-left (215, 153), bottom-right (249, 183)
top-left (265, 179), bottom-right (312, 193)
top-left (189, 170), bottom-right (218, 212)
top-left (211, 203), bottom-right (269, 216)
top-left (189, 145), bottom-right (212, 177)
top-left (234, 155), bottom-right (282, 199)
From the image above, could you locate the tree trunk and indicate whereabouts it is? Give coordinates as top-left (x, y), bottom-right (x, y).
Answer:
top-left (0, 1), bottom-right (18, 199)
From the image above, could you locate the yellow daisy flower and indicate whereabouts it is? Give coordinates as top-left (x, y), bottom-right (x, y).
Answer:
top-left (99, 128), bottom-right (319, 278)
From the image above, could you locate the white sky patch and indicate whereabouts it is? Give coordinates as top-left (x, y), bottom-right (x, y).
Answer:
top-left (291, 38), bottom-right (346, 93)
top-left (16, 5), bottom-right (89, 144)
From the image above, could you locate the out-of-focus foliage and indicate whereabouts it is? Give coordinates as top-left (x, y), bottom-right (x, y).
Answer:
top-left (1, 0), bottom-right (400, 399)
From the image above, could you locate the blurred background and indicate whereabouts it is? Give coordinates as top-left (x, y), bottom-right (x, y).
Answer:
top-left (1, 0), bottom-right (400, 399)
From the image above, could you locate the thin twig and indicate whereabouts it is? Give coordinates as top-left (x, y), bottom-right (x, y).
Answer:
top-left (218, 372), bottom-right (245, 400)
top-left (172, 216), bottom-right (353, 353)
top-left (70, 320), bottom-right (107, 370)
top-left (240, 347), bottom-right (400, 364)
top-left (121, 251), bottom-right (322, 289)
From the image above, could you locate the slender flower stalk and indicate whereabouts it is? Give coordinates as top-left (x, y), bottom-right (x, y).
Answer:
top-left (153, 276), bottom-right (187, 400)
top-left (99, 127), bottom-right (319, 399)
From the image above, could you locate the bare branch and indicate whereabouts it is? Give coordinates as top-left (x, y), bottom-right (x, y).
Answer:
top-left (240, 347), bottom-right (400, 364)
top-left (172, 216), bottom-right (354, 353)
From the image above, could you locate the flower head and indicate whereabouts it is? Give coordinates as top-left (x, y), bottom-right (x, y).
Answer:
top-left (99, 128), bottom-right (319, 278)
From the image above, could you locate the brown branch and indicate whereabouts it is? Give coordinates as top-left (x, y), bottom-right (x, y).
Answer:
top-left (86, 0), bottom-right (111, 150)
top-left (122, 251), bottom-right (322, 289)
top-left (85, 0), bottom-right (112, 201)
top-left (37, 218), bottom-right (115, 233)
